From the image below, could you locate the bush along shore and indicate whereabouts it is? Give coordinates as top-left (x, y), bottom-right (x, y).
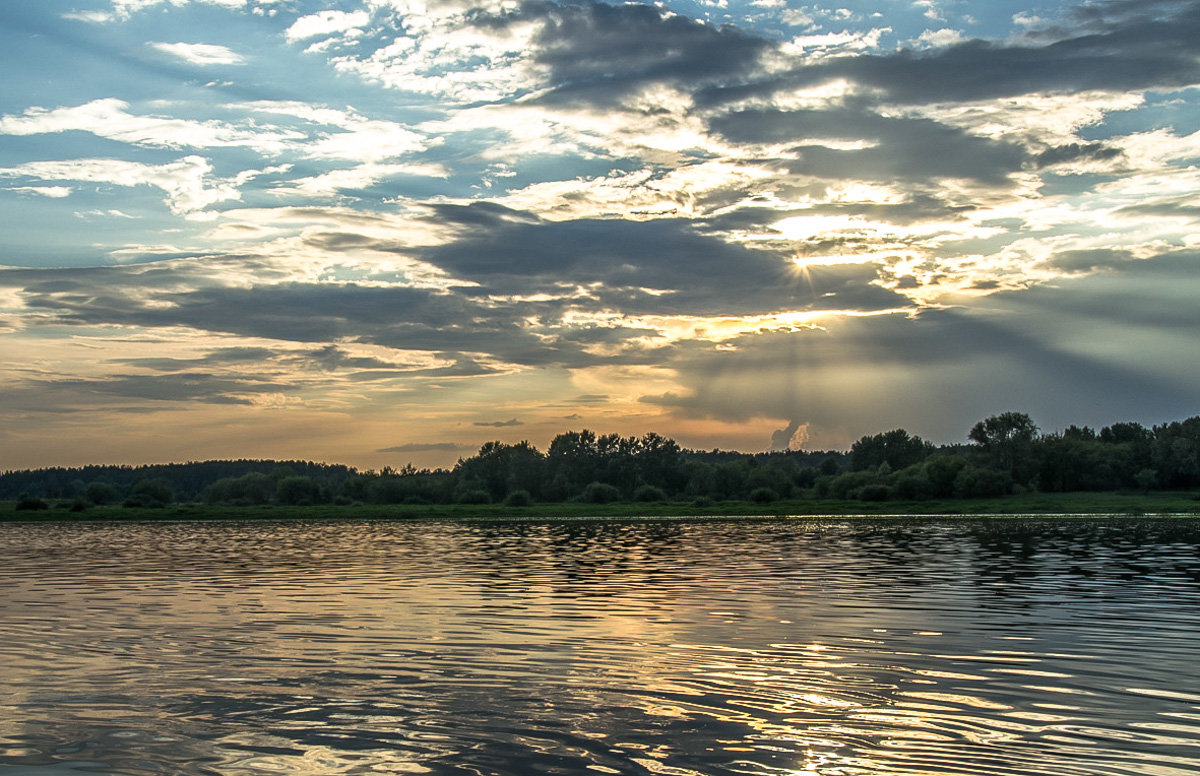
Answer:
top-left (5, 412), bottom-right (1200, 518)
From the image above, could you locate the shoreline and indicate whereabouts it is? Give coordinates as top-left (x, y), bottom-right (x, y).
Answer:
top-left (4, 490), bottom-right (1199, 521)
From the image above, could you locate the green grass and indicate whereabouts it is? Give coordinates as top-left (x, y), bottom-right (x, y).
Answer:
top-left (4, 490), bottom-right (1199, 521)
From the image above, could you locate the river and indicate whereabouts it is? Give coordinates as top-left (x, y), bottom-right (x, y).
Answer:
top-left (1, 516), bottom-right (1198, 775)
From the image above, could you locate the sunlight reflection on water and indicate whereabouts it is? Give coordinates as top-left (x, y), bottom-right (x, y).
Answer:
top-left (1, 517), bottom-right (1199, 775)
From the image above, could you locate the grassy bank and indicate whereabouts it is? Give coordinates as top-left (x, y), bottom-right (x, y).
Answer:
top-left (4, 490), bottom-right (1199, 521)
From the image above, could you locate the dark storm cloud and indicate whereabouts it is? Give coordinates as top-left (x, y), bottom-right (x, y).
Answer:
top-left (402, 356), bottom-right (505, 378)
top-left (1040, 248), bottom-right (1137, 274)
top-left (290, 346), bottom-right (504, 379)
top-left (1032, 142), bottom-right (1124, 169)
top-left (34, 372), bottom-right (290, 405)
top-left (470, 0), bottom-right (770, 105)
top-left (7, 260), bottom-right (675, 370)
top-left (423, 201), bottom-right (540, 228)
top-left (703, 194), bottom-right (976, 232)
top-left (107, 345), bottom-right (499, 383)
top-left (1114, 199), bottom-right (1200, 219)
top-left (8, 206), bottom-right (914, 375)
top-left (301, 345), bottom-right (407, 372)
top-left (378, 442), bottom-right (474, 453)
top-left (710, 108), bottom-right (1027, 184)
top-left (421, 207), bottom-right (908, 315)
top-left (15, 271), bottom-right (485, 345)
top-left (113, 347), bottom-right (280, 372)
top-left (698, 0), bottom-right (1200, 108)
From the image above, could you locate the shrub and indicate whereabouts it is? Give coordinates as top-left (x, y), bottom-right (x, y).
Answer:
top-left (276, 475), bottom-right (318, 506)
top-left (368, 477), bottom-right (408, 504)
top-left (953, 465), bottom-right (1012, 498)
top-left (85, 481), bottom-right (121, 505)
top-left (228, 472), bottom-right (270, 504)
top-left (691, 496), bottom-right (714, 508)
top-left (857, 484), bottom-right (891, 501)
top-left (890, 473), bottom-right (930, 501)
top-left (129, 478), bottom-right (173, 507)
top-left (456, 489), bottom-right (491, 505)
top-left (749, 487), bottom-right (779, 503)
top-left (582, 482), bottom-right (621, 503)
top-left (15, 493), bottom-right (49, 511)
top-left (632, 485), bottom-right (667, 502)
top-left (202, 478), bottom-right (234, 504)
top-left (923, 454), bottom-right (967, 497)
top-left (828, 470), bottom-right (878, 500)
top-left (503, 490), bottom-right (533, 507)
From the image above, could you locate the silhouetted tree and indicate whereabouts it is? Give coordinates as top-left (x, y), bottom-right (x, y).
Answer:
top-left (850, 429), bottom-right (934, 471)
top-left (276, 475), bottom-right (319, 505)
top-left (126, 477), bottom-right (173, 507)
top-left (969, 412), bottom-right (1038, 482)
top-left (85, 481), bottom-right (121, 505)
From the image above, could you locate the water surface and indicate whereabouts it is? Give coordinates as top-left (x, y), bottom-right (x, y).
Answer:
top-left (2, 517), bottom-right (1199, 775)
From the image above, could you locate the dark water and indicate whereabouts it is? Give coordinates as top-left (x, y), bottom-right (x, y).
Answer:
top-left (2, 517), bottom-right (1200, 776)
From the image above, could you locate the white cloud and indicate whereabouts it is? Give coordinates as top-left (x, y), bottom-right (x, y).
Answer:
top-left (0, 99), bottom-right (301, 154)
top-left (110, 0), bottom-right (247, 17)
top-left (235, 100), bottom-right (363, 126)
top-left (1012, 12), bottom-right (1049, 29)
top-left (281, 162), bottom-right (450, 195)
top-left (285, 10), bottom-right (371, 42)
top-left (149, 42), bottom-right (246, 66)
top-left (1118, 128), bottom-right (1200, 168)
top-left (7, 186), bottom-right (73, 198)
top-left (307, 118), bottom-right (430, 162)
top-left (75, 209), bottom-right (137, 219)
top-left (899, 91), bottom-right (1145, 148)
top-left (237, 101), bottom-right (435, 162)
top-left (61, 11), bottom-right (115, 23)
top-left (492, 162), bottom-right (777, 222)
top-left (320, 1), bottom-right (548, 103)
top-left (913, 0), bottom-right (943, 22)
top-left (909, 28), bottom-right (966, 49)
top-left (781, 28), bottom-right (892, 59)
top-left (0, 157), bottom-right (242, 214)
top-left (780, 9), bottom-right (815, 26)
top-left (111, 0), bottom-right (171, 13)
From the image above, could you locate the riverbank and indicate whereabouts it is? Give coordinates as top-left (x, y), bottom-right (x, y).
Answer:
top-left (4, 490), bottom-right (1199, 521)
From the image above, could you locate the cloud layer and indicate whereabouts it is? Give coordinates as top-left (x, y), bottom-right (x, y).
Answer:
top-left (2, 0), bottom-right (1199, 466)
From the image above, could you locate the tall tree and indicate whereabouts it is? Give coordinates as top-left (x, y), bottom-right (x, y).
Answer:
top-left (969, 411), bottom-right (1038, 481)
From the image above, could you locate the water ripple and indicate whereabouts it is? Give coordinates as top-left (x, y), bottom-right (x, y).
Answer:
top-left (1, 517), bottom-right (1199, 775)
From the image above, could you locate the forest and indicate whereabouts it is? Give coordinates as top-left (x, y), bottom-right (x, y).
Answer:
top-left (4, 412), bottom-right (1199, 511)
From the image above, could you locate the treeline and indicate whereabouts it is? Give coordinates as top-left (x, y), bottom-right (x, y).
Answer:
top-left (2, 460), bottom-right (357, 509)
top-left (5, 413), bottom-right (1200, 511)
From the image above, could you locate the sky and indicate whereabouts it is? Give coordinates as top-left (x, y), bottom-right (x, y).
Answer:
top-left (1, 0), bottom-right (1199, 470)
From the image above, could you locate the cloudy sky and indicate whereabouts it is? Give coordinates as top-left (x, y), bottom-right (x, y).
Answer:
top-left (1, 0), bottom-right (1198, 469)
